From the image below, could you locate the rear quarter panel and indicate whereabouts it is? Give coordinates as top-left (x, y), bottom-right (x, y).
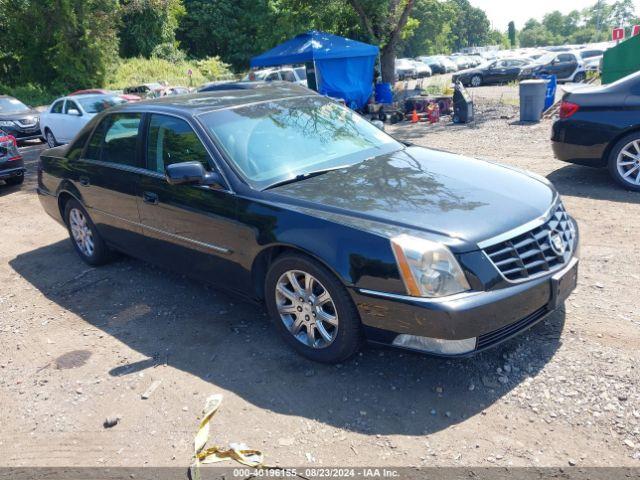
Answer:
top-left (38, 146), bottom-right (80, 224)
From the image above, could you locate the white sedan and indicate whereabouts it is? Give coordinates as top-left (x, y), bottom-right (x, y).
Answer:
top-left (40, 94), bottom-right (126, 147)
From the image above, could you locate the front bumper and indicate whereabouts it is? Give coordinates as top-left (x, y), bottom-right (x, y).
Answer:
top-left (352, 255), bottom-right (578, 356)
top-left (1, 125), bottom-right (42, 141)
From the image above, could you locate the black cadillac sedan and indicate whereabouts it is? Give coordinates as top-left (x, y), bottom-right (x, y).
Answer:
top-left (551, 70), bottom-right (640, 191)
top-left (37, 84), bottom-right (579, 363)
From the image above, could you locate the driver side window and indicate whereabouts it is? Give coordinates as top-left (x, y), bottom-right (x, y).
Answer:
top-left (146, 114), bottom-right (211, 174)
top-left (64, 100), bottom-right (80, 115)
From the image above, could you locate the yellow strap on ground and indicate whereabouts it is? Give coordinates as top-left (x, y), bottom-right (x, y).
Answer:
top-left (191, 393), bottom-right (267, 480)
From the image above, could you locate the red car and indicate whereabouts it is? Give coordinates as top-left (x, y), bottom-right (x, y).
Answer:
top-left (69, 89), bottom-right (141, 103)
top-left (0, 130), bottom-right (24, 186)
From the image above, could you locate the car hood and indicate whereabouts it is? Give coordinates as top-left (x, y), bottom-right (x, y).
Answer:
top-left (270, 146), bottom-right (556, 248)
top-left (0, 109), bottom-right (40, 122)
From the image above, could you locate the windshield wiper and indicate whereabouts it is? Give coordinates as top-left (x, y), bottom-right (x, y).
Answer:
top-left (263, 164), bottom-right (353, 190)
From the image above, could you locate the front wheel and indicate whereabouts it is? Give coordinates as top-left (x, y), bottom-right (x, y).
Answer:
top-left (470, 74), bottom-right (482, 87)
top-left (64, 199), bottom-right (114, 265)
top-left (608, 133), bottom-right (640, 191)
top-left (265, 253), bottom-right (363, 363)
top-left (573, 72), bottom-right (586, 83)
top-left (45, 129), bottom-right (58, 148)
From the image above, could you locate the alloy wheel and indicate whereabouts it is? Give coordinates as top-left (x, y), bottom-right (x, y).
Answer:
top-left (46, 131), bottom-right (56, 148)
top-left (69, 208), bottom-right (95, 257)
top-left (471, 75), bottom-right (481, 87)
top-left (616, 140), bottom-right (640, 186)
top-left (275, 270), bottom-right (339, 349)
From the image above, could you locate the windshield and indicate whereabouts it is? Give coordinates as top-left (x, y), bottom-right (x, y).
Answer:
top-left (0, 97), bottom-right (30, 114)
top-left (200, 97), bottom-right (403, 190)
top-left (536, 53), bottom-right (557, 65)
top-left (77, 96), bottom-right (126, 113)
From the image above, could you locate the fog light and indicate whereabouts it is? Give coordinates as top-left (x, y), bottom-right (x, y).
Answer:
top-left (392, 334), bottom-right (477, 355)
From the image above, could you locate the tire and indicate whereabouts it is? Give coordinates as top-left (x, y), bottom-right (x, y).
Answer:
top-left (470, 75), bottom-right (482, 87)
top-left (264, 253), bottom-right (363, 363)
top-left (64, 199), bottom-right (114, 265)
top-left (45, 129), bottom-right (57, 148)
top-left (607, 133), bottom-right (640, 191)
top-left (4, 174), bottom-right (24, 186)
top-left (573, 72), bottom-right (586, 83)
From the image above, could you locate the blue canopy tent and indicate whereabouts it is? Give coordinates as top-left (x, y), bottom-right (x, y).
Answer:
top-left (250, 30), bottom-right (379, 109)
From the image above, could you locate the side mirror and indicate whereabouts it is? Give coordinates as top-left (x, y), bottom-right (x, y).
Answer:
top-left (165, 161), bottom-right (225, 188)
top-left (68, 108), bottom-right (81, 116)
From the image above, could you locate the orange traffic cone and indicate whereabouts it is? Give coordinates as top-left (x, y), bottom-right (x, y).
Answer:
top-left (411, 109), bottom-right (418, 123)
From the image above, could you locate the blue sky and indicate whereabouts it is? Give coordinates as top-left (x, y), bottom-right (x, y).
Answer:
top-left (469, 0), bottom-right (640, 30)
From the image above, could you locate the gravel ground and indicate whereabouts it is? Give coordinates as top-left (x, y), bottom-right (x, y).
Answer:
top-left (1, 97), bottom-right (639, 470)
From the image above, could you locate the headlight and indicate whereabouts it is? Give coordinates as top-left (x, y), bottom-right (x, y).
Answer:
top-left (391, 234), bottom-right (470, 298)
top-left (0, 120), bottom-right (15, 127)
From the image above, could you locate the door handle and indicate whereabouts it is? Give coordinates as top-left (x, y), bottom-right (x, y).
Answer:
top-left (79, 176), bottom-right (90, 186)
top-left (143, 191), bottom-right (158, 205)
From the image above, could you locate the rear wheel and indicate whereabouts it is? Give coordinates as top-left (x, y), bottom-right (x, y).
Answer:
top-left (573, 71), bottom-right (586, 83)
top-left (265, 253), bottom-right (363, 363)
top-left (64, 199), bottom-right (113, 265)
top-left (470, 75), bottom-right (482, 87)
top-left (608, 133), bottom-right (640, 191)
top-left (4, 174), bottom-right (24, 186)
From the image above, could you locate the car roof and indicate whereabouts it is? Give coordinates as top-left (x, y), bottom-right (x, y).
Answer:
top-left (112, 82), bottom-right (317, 116)
top-left (55, 93), bottom-right (119, 101)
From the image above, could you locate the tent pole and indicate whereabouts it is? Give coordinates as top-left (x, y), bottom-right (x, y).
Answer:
top-left (314, 60), bottom-right (319, 92)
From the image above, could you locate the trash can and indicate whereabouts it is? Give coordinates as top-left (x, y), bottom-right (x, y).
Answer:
top-left (519, 80), bottom-right (547, 122)
top-left (375, 83), bottom-right (393, 104)
top-left (453, 82), bottom-right (473, 123)
top-left (537, 74), bottom-right (557, 110)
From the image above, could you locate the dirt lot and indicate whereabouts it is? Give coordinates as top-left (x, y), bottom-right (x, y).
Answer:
top-left (1, 97), bottom-right (639, 470)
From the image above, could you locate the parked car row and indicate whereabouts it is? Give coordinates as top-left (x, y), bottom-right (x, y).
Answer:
top-left (412, 43), bottom-right (609, 87)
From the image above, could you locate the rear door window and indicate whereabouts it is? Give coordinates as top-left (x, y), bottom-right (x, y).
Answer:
top-left (85, 113), bottom-right (142, 167)
top-left (145, 114), bottom-right (210, 174)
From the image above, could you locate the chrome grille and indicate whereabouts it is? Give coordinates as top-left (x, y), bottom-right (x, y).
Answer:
top-left (483, 201), bottom-right (575, 282)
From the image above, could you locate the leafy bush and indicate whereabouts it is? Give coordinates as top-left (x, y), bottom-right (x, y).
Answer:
top-left (0, 83), bottom-right (65, 107)
top-left (105, 56), bottom-right (233, 89)
top-left (196, 57), bottom-right (235, 81)
top-left (151, 42), bottom-right (187, 63)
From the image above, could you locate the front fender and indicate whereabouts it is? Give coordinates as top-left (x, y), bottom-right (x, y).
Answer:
top-left (237, 197), bottom-right (406, 295)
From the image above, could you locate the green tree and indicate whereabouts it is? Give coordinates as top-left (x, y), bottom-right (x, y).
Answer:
top-left (119, 0), bottom-right (186, 58)
top-left (450, 0), bottom-right (491, 50)
top-left (542, 11), bottom-right (565, 39)
top-left (401, 0), bottom-right (458, 56)
top-left (519, 22), bottom-right (555, 47)
top-left (508, 21), bottom-right (517, 48)
top-left (1, 0), bottom-right (119, 89)
top-left (346, 0), bottom-right (416, 83)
